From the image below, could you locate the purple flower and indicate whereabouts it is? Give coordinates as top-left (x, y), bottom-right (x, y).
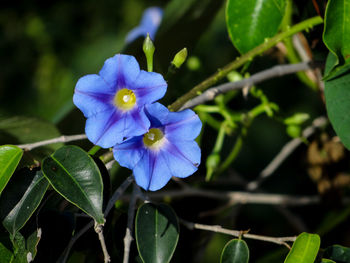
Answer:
top-left (125, 7), bottom-right (163, 43)
top-left (73, 54), bottom-right (167, 148)
top-left (113, 103), bottom-right (202, 191)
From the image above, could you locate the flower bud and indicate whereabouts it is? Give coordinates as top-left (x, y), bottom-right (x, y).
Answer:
top-left (143, 34), bottom-right (155, 72)
top-left (172, 48), bottom-right (188, 69)
top-left (206, 153), bottom-right (221, 181)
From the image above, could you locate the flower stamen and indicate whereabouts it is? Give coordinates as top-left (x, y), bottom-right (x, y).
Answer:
top-left (143, 128), bottom-right (165, 149)
top-left (114, 88), bottom-right (136, 111)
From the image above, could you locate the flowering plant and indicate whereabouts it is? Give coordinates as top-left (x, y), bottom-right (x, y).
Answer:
top-left (1, 1), bottom-right (350, 263)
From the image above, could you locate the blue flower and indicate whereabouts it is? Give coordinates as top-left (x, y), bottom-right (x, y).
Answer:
top-left (113, 103), bottom-right (202, 191)
top-left (73, 54), bottom-right (167, 148)
top-left (125, 7), bottom-right (163, 43)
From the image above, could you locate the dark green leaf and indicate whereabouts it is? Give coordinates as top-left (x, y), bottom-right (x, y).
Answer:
top-left (0, 145), bottom-right (23, 195)
top-left (42, 145), bottom-right (104, 224)
top-left (11, 232), bottom-right (26, 263)
top-left (2, 171), bottom-right (48, 236)
top-left (324, 245), bottom-right (350, 263)
top-left (26, 229), bottom-right (41, 262)
top-left (324, 53), bottom-right (350, 150)
top-left (0, 116), bottom-right (62, 162)
top-left (0, 235), bottom-right (13, 263)
top-left (135, 203), bottom-right (179, 263)
top-left (226, 0), bottom-right (286, 54)
top-left (220, 239), bottom-right (249, 263)
top-left (323, 0), bottom-right (350, 78)
top-left (284, 232), bottom-right (320, 263)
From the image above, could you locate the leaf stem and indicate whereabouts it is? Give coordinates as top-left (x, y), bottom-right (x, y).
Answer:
top-left (168, 16), bottom-right (323, 111)
top-left (88, 145), bottom-right (101, 155)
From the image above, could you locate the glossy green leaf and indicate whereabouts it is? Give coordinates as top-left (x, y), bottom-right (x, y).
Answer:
top-left (226, 0), bottom-right (286, 54)
top-left (220, 239), bottom-right (249, 263)
top-left (324, 245), bottom-right (350, 262)
top-left (284, 232), bottom-right (320, 263)
top-left (2, 172), bottom-right (48, 236)
top-left (324, 53), bottom-right (350, 150)
top-left (323, 0), bottom-right (350, 78)
top-left (0, 116), bottom-right (62, 162)
top-left (0, 145), bottom-right (23, 195)
top-left (11, 232), bottom-right (26, 263)
top-left (0, 235), bottom-right (13, 263)
top-left (25, 229), bottom-right (41, 262)
top-left (42, 145), bottom-right (104, 224)
top-left (135, 203), bottom-right (179, 263)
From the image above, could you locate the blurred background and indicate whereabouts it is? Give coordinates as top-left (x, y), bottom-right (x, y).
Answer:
top-left (1, 0), bottom-right (349, 262)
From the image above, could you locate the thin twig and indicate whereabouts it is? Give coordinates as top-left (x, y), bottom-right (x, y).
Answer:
top-left (180, 62), bottom-right (318, 110)
top-left (180, 219), bottom-right (295, 249)
top-left (17, 134), bottom-right (87, 151)
top-left (95, 223), bottom-right (110, 263)
top-left (131, 186), bottom-right (349, 206)
top-left (59, 176), bottom-right (134, 263)
top-left (105, 176), bottom-right (134, 216)
top-left (123, 184), bottom-right (140, 263)
top-left (246, 116), bottom-right (328, 191)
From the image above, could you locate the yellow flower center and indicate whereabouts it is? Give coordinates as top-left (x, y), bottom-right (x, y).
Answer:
top-left (143, 128), bottom-right (165, 149)
top-left (114, 88), bottom-right (136, 111)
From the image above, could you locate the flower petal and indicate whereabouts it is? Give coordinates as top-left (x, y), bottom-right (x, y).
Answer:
top-left (165, 109), bottom-right (202, 140)
top-left (144, 103), bottom-right (169, 127)
top-left (113, 136), bottom-right (145, 169)
top-left (133, 71), bottom-right (167, 106)
top-left (139, 7), bottom-right (163, 40)
top-left (99, 54), bottom-right (140, 89)
top-left (73, 74), bottom-right (115, 118)
top-left (125, 27), bottom-right (144, 43)
top-left (85, 109), bottom-right (124, 148)
top-left (133, 150), bottom-right (172, 191)
top-left (161, 140), bottom-right (200, 178)
top-left (123, 108), bottom-right (150, 138)
top-left (125, 7), bottom-right (163, 43)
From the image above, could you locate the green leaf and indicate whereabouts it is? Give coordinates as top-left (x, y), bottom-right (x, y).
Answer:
top-left (11, 232), bottom-right (26, 263)
top-left (324, 245), bottom-right (350, 262)
top-left (323, 0), bottom-right (350, 78)
top-left (284, 232), bottom-right (320, 263)
top-left (0, 145), bottom-right (23, 195)
top-left (42, 145), bottom-right (104, 224)
top-left (26, 229), bottom-right (41, 262)
top-left (220, 239), bottom-right (249, 263)
top-left (0, 116), bottom-right (63, 162)
top-left (324, 53), bottom-right (350, 150)
top-left (321, 259), bottom-right (336, 263)
top-left (226, 0), bottom-right (286, 54)
top-left (135, 203), bottom-right (179, 263)
top-left (2, 171), bottom-right (48, 236)
top-left (0, 235), bottom-right (13, 263)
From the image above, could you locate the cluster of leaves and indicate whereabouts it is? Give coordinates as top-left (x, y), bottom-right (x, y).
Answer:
top-left (1, 0), bottom-right (350, 262)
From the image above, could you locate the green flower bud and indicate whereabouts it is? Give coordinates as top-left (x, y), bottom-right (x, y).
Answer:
top-left (172, 48), bottom-right (188, 69)
top-left (143, 34), bottom-right (155, 72)
top-left (286, 125), bottom-right (302, 138)
top-left (284, 113), bottom-right (310, 125)
top-left (206, 153), bottom-right (221, 181)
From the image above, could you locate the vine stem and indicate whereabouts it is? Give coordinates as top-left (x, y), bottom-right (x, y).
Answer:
top-left (17, 134), bottom-right (87, 151)
top-left (168, 16), bottom-right (323, 111)
top-left (180, 219), bottom-right (295, 249)
top-left (95, 223), bottom-right (111, 263)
